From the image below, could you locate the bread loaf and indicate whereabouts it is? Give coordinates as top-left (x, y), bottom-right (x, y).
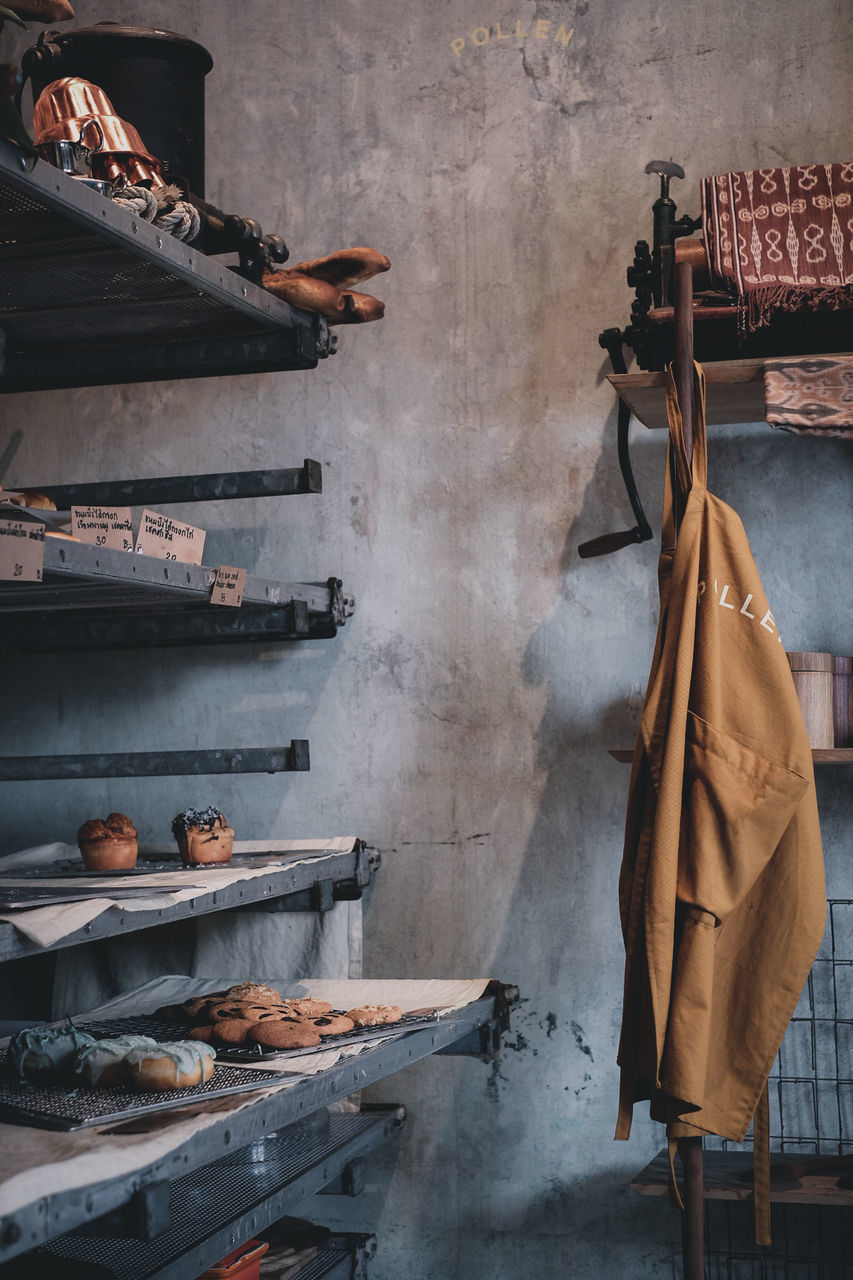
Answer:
top-left (261, 270), bottom-right (347, 318)
top-left (6, 1), bottom-right (74, 20)
top-left (330, 290), bottom-right (386, 325)
top-left (286, 247), bottom-right (390, 289)
top-left (7, 489), bottom-right (56, 510)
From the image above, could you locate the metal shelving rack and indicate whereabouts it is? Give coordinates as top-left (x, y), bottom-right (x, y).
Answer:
top-left (0, 140), bottom-right (334, 390)
top-left (0, 135), bottom-right (509, 1280)
top-left (0, 537), bottom-right (352, 652)
top-left (0, 840), bottom-right (375, 962)
top-left (3, 1102), bottom-right (393, 1280)
top-left (0, 986), bottom-right (517, 1275)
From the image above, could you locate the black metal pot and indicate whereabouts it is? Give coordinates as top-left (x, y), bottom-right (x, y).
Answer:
top-left (22, 22), bottom-right (213, 195)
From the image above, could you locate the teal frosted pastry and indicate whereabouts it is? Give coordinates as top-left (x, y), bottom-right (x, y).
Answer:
top-left (73, 1035), bottom-right (158, 1087)
top-left (123, 1039), bottom-right (216, 1091)
top-left (8, 1025), bottom-right (97, 1082)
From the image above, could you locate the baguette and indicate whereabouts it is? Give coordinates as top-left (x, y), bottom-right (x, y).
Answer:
top-left (7, 0), bottom-right (74, 19)
top-left (330, 290), bottom-right (385, 325)
top-left (261, 270), bottom-right (347, 319)
top-left (286, 246), bottom-right (390, 289)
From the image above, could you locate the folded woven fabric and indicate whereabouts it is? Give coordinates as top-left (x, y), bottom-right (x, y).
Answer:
top-left (764, 355), bottom-right (853, 435)
top-left (702, 163), bottom-right (853, 332)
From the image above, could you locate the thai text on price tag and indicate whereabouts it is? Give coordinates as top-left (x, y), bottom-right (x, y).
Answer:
top-left (71, 506), bottom-right (133, 551)
top-left (135, 509), bottom-right (206, 564)
top-left (211, 565), bottom-right (247, 607)
top-left (0, 518), bottom-right (45, 581)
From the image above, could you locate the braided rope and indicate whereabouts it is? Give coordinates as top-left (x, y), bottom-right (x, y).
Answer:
top-left (154, 201), bottom-right (201, 243)
top-left (113, 184), bottom-right (201, 243)
top-left (113, 184), bottom-right (158, 222)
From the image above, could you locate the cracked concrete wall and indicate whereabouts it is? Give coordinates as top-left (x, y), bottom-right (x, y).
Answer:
top-left (2, 2), bottom-right (852, 1276)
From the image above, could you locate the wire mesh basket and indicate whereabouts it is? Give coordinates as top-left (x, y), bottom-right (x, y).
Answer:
top-left (703, 900), bottom-right (853, 1277)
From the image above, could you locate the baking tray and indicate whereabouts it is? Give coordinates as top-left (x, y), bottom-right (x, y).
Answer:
top-left (0, 1006), bottom-right (442, 1130)
top-left (0, 851), bottom-right (331, 878)
top-left (0, 1053), bottom-right (287, 1132)
top-left (215, 1009), bottom-right (443, 1060)
top-left (0, 884), bottom-right (206, 910)
top-left (73, 1009), bottom-right (443, 1059)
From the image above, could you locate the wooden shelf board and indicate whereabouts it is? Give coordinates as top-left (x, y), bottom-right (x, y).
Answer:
top-left (631, 1148), bottom-right (853, 1207)
top-left (611, 748), bottom-right (853, 764)
top-left (607, 353), bottom-right (853, 430)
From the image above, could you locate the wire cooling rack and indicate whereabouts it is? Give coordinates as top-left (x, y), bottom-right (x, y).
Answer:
top-left (0, 1055), bottom-right (286, 1131)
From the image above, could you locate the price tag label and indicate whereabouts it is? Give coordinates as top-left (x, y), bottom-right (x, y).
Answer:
top-left (211, 565), bottom-right (247, 608)
top-left (135, 509), bottom-right (206, 564)
top-left (71, 506), bottom-right (134, 552)
top-left (0, 518), bottom-right (45, 581)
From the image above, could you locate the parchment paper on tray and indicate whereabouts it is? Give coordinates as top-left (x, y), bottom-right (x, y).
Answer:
top-left (0, 838), bottom-right (361, 948)
top-left (37, 976), bottom-right (495, 1076)
top-left (79, 976), bottom-right (492, 1022)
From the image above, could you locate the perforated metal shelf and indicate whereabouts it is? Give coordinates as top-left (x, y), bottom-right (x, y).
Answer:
top-left (0, 986), bottom-right (516, 1264)
top-left (9, 1111), bottom-right (392, 1279)
top-left (0, 140), bottom-right (333, 391)
top-left (0, 537), bottom-right (353, 651)
top-left (0, 840), bottom-right (373, 962)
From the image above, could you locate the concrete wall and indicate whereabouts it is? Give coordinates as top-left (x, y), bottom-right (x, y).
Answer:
top-left (2, 2), bottom-right (852, 1276)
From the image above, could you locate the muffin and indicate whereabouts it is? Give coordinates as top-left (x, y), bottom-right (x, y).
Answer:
top-left (77, 812), bottom-right (138, 871)
top-left (171, 806), bottom-right (234, 865)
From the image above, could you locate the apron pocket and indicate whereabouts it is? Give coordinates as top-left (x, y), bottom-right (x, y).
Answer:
top-left (677, 712), bottom-right (809, 920)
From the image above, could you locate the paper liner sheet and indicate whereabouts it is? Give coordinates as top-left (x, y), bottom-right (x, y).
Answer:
top-left (0, 975), bottom-right (491, 1216)
top-left (0, 838), bottom-right (359, 947)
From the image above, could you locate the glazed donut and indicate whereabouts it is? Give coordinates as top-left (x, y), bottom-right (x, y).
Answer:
top-left (123, 1040), bottom-right (215, 1091)
top-left (73, 1035), bottom-right (157, 1087)
top-left (9, 1025), bottom-right (96, 1082)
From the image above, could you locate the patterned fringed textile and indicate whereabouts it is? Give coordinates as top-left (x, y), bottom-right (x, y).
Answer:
top-left (701, 163), bottom-right (853, 333)
top-left (764, 355), bottom-right (853, 435)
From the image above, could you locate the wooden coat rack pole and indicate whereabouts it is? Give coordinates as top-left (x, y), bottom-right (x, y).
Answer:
top-left (674, 258), bottom-right (695, 461)
top-left (673, 255), bottom-right (705, 1280)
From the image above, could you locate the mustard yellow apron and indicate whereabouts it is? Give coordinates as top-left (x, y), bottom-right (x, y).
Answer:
top-left (615, 363), bottom-right (825, 1242)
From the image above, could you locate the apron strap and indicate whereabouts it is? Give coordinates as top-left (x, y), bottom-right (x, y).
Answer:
top-left (667, 1135), bottom-right (686, 1210)
top-left (662, 362), bottom-right (708, 552)
top-left (752, 1080), bottom-right (772, 1246)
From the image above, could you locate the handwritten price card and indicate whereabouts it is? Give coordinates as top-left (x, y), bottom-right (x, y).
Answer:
top-left (0, 518), bottom-right (45, 581)
top-left (71, 506), bottom-right (133, 551)
top-left (211, 565), bottom-right (247, 608)
top-left (135, 509), bottom-right (206, 564)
